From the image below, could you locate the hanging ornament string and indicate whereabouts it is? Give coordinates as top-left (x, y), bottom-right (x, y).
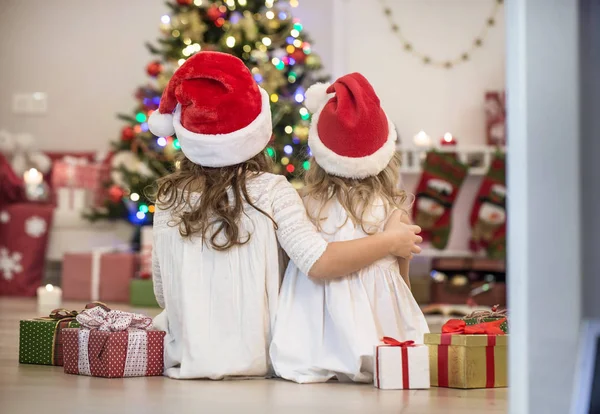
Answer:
top-left (379, 0), bottom-right (503, 69)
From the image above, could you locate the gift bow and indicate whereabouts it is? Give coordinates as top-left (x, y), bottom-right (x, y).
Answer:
top-left (49, 308), bottom-right (78, 320)
top-left (442, 318), bottom-right (507, 335)
top-left (381, 337), bottom-right (416, 347)
top-left (76, 306), bottom-right (153, 332)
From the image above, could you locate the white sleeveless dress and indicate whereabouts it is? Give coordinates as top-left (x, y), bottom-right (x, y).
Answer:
top-left (270, 197), bottom-right (430, 383)
top-left (151, 173), bottom-right (328, 380)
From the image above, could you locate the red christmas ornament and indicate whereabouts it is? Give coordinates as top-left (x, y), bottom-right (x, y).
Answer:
top-left (206, 5), bottom-right (222, 21)
top-left (146, 61), bottom-right (163, 77)
top-left (290, 49), bottom-right (306, 64)
top-left (108, 185), bottom-right (125, 203)
top-left (176, 0), bottom-right (193, 5)
top-left (139, 271), bottom-right (152, 280)
top-left (121, 126), bottom-right (135, 141)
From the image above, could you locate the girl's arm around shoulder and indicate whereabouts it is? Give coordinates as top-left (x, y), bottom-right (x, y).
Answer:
top-left (390, 210), bottom-right (413, 289)
top-left (269, 176), bottom-right (423, 280)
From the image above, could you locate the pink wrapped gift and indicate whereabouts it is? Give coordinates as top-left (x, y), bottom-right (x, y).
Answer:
top-left (51, 157), bottom-right (109, 207)
top-left (62, 250), bottom-right (136, 303)
top-left (63, 306), bottom-right (165, 378)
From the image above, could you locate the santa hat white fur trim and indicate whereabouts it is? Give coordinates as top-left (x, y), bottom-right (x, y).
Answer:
top-left (304, 82), bottom-right (333, 113)
top-left (148, 111), bottom-right (175, 137)
top-left (308, 109), bottom-right (397, 179)
top-left (174, 87), bottom-right (272, 167)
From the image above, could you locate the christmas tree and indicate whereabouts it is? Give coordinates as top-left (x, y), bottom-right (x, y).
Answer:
top-left (90, 0), bottom-right (327, 225)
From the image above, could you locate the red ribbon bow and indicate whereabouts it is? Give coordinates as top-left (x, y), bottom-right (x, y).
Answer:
top-left (381, 337), bottom-right (416, 347)
top-left (441, 318), bottom-right (507, 336)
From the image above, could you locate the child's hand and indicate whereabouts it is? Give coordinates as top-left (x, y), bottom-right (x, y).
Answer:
top-left (384, 211), bottom-right (422, 259)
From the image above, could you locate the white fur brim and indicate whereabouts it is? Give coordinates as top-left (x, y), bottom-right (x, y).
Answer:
top-left (308, 109), bottom-right (397, 179)
top-left (174, 87), bottom-right (272, 167)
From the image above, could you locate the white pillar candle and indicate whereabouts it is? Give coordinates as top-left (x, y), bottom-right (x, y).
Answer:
top-left (37, 284), bottom-right (62, 315)
top-left (23, 168), bottom-right (43, 185)
top-left (413, 130), bottom-right (432, 147)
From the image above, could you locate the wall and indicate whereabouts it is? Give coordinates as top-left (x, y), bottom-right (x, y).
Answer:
top-left (334, 0), bottom-right (505, 146)
top-left (0, 0), bottom-right (168, 151)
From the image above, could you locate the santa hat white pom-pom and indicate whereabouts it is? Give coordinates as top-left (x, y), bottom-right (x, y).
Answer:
top-left (148, 111), bottom-right (175, 137)
top-left (304, 82), bottom-right (332, 113)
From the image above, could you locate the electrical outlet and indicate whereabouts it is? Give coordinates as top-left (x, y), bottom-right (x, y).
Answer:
top-left (12, 93), bottom-right (48, 115)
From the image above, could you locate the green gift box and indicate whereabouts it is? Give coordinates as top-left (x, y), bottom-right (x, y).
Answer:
top-left (19, 317), bottom-right (80, 366)
top-left (130, 279), bottom-right (160, 308)
top-left (464, 317), bottom-right (508, 334)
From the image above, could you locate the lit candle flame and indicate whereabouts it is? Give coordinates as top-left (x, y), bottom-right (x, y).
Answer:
top-left (45, 284), bottom-right (54, 292)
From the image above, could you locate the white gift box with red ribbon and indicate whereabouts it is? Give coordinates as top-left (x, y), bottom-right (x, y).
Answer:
top-left (374, 337), bottom-right (430, 390)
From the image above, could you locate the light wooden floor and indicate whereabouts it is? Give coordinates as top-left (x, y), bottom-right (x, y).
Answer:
top-left (0, 298), bottom-right (507, 414)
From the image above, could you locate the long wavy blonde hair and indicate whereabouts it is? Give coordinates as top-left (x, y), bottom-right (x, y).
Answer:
top-left (152, 152), bottom-right (275, 250)
top-left (302, 152), bottom-right (409, 234)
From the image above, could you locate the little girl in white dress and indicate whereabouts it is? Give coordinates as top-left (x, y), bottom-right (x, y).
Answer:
top-left (147, 54), bottom-right (422, 380)
top-left (270, 73), bottom-right (430, 383)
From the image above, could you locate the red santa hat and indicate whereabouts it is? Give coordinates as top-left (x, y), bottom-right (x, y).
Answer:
top-left (148, 52), bottom-right (272, 167)
top-left (304, 73), bottom-right (397, 179)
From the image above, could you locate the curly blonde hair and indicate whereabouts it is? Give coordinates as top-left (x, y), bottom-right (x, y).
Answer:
top-left (152, 152), bottom-right (275, 250)
top-left (302, 152), bottom-right (409, 234)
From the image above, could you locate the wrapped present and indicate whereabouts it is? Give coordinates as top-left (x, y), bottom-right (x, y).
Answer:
top-left (62, 248), bottom-right (136, 303)
top-left (374, 337), bottom-right (430, 390)
top-left (130, 279), bottom-right (159, 308)
top-left (139, 226), bottom-right (152, 278)
top-left (463, 306), bottom-right (508, 333)
top-left (19, 308), bottom-right (80, 366)
top-left (485, 91), bottom-right (506, 146)
top-left (51, 156), bottom-right (109, 208)
top-left (0, 203), bottom-right (54, 296)
top-left (63, 306), bottom-right (165, 378)
top-left (425, 318), bottom-right (508, 389)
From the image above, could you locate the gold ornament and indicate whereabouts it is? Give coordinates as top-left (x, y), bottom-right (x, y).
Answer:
top-left (157, 70), bottom-right (173, 90)
top-left (293, 125), bottom-right (309, 141)
top-left (305, 54), bottom-right (321, 67)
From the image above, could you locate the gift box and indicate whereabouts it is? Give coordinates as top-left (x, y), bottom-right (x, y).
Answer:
top-left (51, 157), bottom-right (109, 208)
top-left (130, 279), bottom-right (160, 308)
top-left (485, 91), bottom-right (506, 146)
top-left (62, 250), bottom-right (136, 303)
top-left (424, 319), bottom-right (508, 389)
top-left (0, 203), bottom-right (54, 296)
top-left (19, 309), bottom-right (80, 366)
top-left (463, 306), bottom-right (508, 333)
top-left (374, 338), bottom-right (430, 390)
top-left (63, 306), bottom-right (165, 378)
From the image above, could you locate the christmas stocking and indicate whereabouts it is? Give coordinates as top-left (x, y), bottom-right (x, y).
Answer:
top-left (412, 151), bottom-right (468, 250)
top-left (469, 153), bottom-right (506, 259)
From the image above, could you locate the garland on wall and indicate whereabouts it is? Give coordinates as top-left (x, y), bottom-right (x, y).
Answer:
top-left (379, 0), bottom-right (504, 69)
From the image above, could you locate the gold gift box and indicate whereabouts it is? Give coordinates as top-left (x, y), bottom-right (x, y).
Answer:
top-left (424, 333), bottom-right (508, 389)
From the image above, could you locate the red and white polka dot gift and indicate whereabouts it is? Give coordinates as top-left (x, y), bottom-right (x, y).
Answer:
top-left (62, 306), bottom-right (165, 378)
